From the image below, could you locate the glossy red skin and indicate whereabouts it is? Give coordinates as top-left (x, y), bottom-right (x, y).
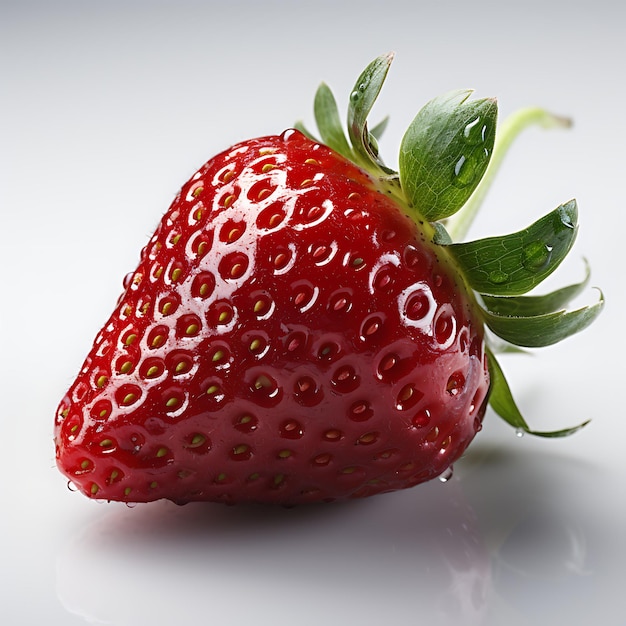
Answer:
top-left (55, 130), bottom-right (490, 505)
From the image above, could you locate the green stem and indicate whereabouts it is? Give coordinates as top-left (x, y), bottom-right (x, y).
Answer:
top-left (445, 107), bottom-right (572, 241)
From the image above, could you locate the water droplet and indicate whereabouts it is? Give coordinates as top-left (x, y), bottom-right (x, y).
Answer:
top-left (281, 128), bottom-right (299, 142)
top-left (439, 466), bottom-right (454, 483)
top-left (67, 480), bottom-right (78, 492)
top-left (515, 428), bottom-right (525, 438)
top-left (488, 269), bottom-right (509, 284)
top-left (350, 83), bottom-right (367, 102)
top-left (125, 501), bottom-right (138, 509)
top-left (522, 241), bottom-right (553, 272)
top-left (558, 205), bottom-right (576, 229)
top-left (463, 116), bottom-right (486, 145)
top-left (452, 155), bottom-right (477, 188)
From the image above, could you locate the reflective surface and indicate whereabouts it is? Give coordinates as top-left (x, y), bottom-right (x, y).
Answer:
top-left (53, 443), bottom-right (623, 626)
top-left (2, 1), bottom-right (625, 625)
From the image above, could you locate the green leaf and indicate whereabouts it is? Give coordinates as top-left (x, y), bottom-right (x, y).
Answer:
top-left (481, 290), bottom-right (604, 347)
top-left (487, 349), bottom-right (590, 437)
top-left (399, 90), bottom-right (497, 221)
top-left (481, 260), bottom-right (590, 316)
top-left (346, 53), bottom-right (395, 174)
top-left (445, 200), bottom-right (579, 296)
top-left (313, 82), bottom-right (353, 160)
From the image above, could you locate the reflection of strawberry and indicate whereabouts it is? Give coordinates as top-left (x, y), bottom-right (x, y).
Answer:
top-left (54, 54), bottom-right (602, 505)
top-left (57, 480), bottom-right (490, 626)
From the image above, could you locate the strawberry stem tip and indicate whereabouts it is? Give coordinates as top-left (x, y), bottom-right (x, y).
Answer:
top-left (300, 53), bottom-right (603, 437)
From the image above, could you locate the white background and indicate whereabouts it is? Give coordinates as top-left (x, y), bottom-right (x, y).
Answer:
top-left (1, 1), bottom-right (624, 625)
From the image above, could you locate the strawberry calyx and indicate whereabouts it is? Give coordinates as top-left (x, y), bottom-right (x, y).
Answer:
top-left (297, 53), bottom-right (604, 438)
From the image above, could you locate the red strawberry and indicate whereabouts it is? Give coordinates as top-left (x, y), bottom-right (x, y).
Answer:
top-left (54, 54), bottom-right (603, 505)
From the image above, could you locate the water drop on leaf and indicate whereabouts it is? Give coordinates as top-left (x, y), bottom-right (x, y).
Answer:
top-left (489, 269), bottom-right (509, 284)
top-left (522, 241), bottom-right (553, 272)
top-left (463, 116), bottom-right (487, 145)
top-left (452, 155), bottom-right (477, 188)
top-left (559, 205), bottom-right (576, 229)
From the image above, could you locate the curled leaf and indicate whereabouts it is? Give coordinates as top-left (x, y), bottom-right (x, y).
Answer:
top-left (487, 349), bottom-right (590, 437)
top-left (481, 289), bottom-right (604, 347)
top-left (346, 53), bottom-right (395, 174)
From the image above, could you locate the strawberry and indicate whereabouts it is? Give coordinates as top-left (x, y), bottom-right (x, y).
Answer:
top-left (54, 54), bottom-right (603, 505)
